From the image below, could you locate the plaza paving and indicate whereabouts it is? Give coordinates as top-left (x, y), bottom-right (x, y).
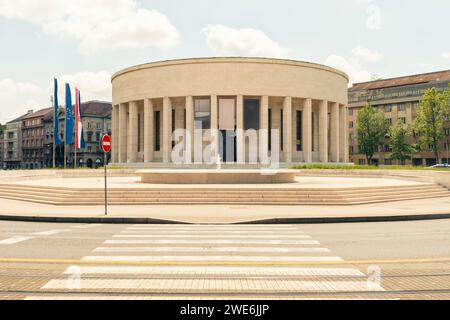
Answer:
top-left (0, 173), bottom-right (449, 223)
top-left (7, 176), bottom-right (429, 189)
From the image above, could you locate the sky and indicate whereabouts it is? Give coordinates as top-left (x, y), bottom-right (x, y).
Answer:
top-left (0, 0), bottom-right (449, 123)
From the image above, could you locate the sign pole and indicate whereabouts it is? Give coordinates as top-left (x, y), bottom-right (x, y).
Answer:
top-left (104, 151), bottom-right (108, 216)
top-left (101, 134), bottom-right (111, 216)
top-left (51, 95), bottom-right (56, 168)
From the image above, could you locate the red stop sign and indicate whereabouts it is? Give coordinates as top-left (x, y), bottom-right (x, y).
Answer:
top-left (101, 134), bottom-right (111, 153)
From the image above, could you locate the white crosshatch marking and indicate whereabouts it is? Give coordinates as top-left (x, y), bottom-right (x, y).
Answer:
top-left (0, 236), bottom-right (34, 245)
top-left (33, 229), bottom-right (70, 236)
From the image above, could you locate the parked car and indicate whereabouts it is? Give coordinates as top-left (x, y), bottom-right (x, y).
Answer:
top-left (430, 163), bottom-right (450, 168)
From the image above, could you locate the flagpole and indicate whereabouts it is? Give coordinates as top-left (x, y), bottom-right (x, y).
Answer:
top-left (64, 101), bottom-right (67, 169)
top-left (52, 95), bottom-right (56, 168)
top-left (74, 88), bottom-right (78, 169)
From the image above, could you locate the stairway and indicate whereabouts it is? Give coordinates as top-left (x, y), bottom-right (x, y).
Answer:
top-left (0, 183), bottom-right (448, 205)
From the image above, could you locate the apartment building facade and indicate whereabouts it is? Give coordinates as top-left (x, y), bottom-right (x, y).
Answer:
top-left (2, 110), bottom-right (33, 169)
top-left (21, 108), bottom-right (53, 169)
top-left (43, 101), bottom-right (112, 168)
top-left (348, 70), bottom-right (450, 166)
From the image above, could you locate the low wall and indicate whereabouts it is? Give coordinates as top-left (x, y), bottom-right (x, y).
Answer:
top-left (0, 169), bottom-right (137, 180)
top-left (297, 169), bottom-right (450, 189)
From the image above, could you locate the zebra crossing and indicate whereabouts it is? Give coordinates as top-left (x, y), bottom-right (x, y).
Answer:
top-left (26, 224), bottom-right (385, 299)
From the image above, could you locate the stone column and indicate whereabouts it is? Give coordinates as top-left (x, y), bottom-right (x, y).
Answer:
top-left (127, 101), bottom-right (138, 163)
top-left (283, 96), bottom-right (292, 163)
top-left (260, 95), bottom-right (269, 164)
top-left (185, 96), bottom-right (194, 163)
top-left (339, 104), bottom-right (346, 163)
top-left (236, 95), bottom-right (244, 164)
top-left (118, 103), bottom-right (127, 163)
top-left (330, 102), bottom-right (340, 163)
top-left (111, 105), bottom-right (119, 163)
top-left (344, 105), bottom-right (350, 163)
top-left (144, 99), bottom-right (154, 162)
top-left (210, 95), bottom-right (218, 161)
top-left (302, 98), bottom-right (312, 163)
top-left (162, 97), bottom-right (172, 163)
top-left (319, 100), bottom-right (328, 163)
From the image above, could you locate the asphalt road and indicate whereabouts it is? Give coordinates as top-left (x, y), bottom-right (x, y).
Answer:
top-left (0, 219), bottom-right (449, 300)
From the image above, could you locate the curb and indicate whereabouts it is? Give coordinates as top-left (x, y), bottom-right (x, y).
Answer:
top-left (0, 213), bottom-right (450, 225)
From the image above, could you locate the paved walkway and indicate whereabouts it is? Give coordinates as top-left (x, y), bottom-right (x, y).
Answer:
top-left (1, 196), bottom-right (450, 224)
top-left (9, 176), bottom-right (427, 189)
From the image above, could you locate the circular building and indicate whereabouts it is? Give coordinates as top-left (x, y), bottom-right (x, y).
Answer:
top-left (111, 57), bottom-right (349, 165)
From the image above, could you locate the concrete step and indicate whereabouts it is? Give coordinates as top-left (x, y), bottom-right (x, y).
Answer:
top-left (0, 182), bottom-right (448, 206)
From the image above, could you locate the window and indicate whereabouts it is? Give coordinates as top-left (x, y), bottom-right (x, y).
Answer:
top-left (311, 112), bottom-right (314, 152)
top-left (387, 118), bottom-right (392, 125)
top-left (280, 109), bottom-right (284, 151)
top-left (359, 159), bottom-right (366, 165)
top-left (172, 109), bottom-right (175, 149)
top-left (194, 98), bottom-right (211, 129)
top-left (349, 146), bottom-right (354, 155)
top-left (155, 111), bottom-right (161, 151)
top-left (243, 99), bottom-right (260, 130)
top-left (384, 105), bottom-right (392, 113)
top-left (268, 109), bottom-right (272, 151)
top-left (397, 104), bottom-right (406, 111)
top-left (296, 111), bottom-right (302, 151)
top-left (96, 122), bottom-right (101, 130)
top-left (349, 121), bottom-right (353, 128)
top-left (96, 132), bottom-right (100, 142)
top-left (87, 132), bottom-right (93, 142)
top-left (399, 117), bottom-right (406, 124)
top-left (445, 128), bottom-right (450, 136)
top-left (385, 159), bottom-right (392, 165)
top-left (348, 109), bottom-right (353, 116)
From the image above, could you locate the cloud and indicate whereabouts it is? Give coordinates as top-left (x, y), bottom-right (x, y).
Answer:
top-left (56, 71), bottom-right (112, 102)
top-left (0, 0), bottom-right (180, 55)
top-left (0, 78), bottom-right (41, 96)
top-left (442, 52), bottom-right (450, 59)
top-left (352, 0), bottom-right (374, 4)
top-left (351, 45), bottom-right (384, 63)
top-left (204, 24), bottom-right (290, 58)
top-left (324, 45), bottom-right (384, 86)
top-left (0, 79), bottom-right (42, 124)
top-left (324, 55), bottom-right (372, 86)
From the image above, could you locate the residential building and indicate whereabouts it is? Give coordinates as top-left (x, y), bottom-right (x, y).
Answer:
top-left (348, 70), bottom-right (450, 166)
top-left (21, 108), bottom-right (52, 169)
top-left (44, 101), bottom-right (112, 168)
top-left (3, 110), bottom-right (33, 169)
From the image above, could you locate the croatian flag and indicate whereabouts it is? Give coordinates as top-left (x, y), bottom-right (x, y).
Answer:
top-left (75, 88), bottom-right (85, 149)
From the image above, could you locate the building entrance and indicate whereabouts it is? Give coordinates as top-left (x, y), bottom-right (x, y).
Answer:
top-left (219, 130), bottom-right (237, 163)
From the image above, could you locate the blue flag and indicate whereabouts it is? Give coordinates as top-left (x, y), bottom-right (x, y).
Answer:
top-left (65, 83), bottom-right (74, 145)
top-left (54, 78), bottom-right (62, 146)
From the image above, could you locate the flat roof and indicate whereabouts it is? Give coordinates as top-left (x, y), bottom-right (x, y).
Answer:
top-left (112, 56), bottom-right (349, 82)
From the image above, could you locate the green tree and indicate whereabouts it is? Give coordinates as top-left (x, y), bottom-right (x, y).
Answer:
top-left (388, 123), bottom-right (416, 164)
top-left (413, 87), bottom-right (450, 164)
top-left (356, 103), bottom-right (389, 165)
